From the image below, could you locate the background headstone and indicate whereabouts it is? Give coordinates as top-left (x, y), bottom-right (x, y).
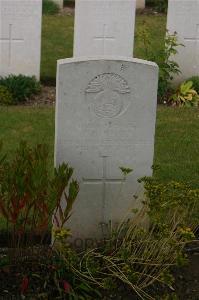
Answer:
top-left (0, 0), bottom-right (42, 79)
top-left (167, 0), bottom-right (199, 83)
top-left (73, 0), bottom-right (136, 57)
top-left (55, 57), bottom-right (158, 239)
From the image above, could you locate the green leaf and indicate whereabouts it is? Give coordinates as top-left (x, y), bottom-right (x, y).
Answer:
top-left (119, 167), bottom-right (133, 176)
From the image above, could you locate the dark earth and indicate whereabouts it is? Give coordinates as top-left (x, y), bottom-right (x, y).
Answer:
top-left (0, 234), bottom-right (198, 299)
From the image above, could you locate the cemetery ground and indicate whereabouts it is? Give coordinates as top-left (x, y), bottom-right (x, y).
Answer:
top-left (0, 105), bottom-right (199, 300)
top-left (0, 8), bottom-right (199, 300)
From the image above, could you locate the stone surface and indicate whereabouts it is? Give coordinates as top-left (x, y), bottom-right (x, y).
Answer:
top-left (0, 0), bottom-right (42, 79)
top-left (52, 0), bottom-right (63, 9)
top-left (73, 0), bottom-right (136, 57)
top-left (136, 0), bottom-right (145, 9)
top-left (54, 57), bottom-right (158, 239)
top-left (167, 0), bottom-right (199, 83)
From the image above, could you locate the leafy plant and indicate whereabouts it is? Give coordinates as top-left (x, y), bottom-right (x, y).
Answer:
top-left (60, 203), bottom-right (196, 300)
top-left (157, 32), bottom-right (182, 102)
top-left (42, 0), bottom-right (60, 15)
top-left (56, 175), bottom-right (198, 300)
top-left (0, 141), bottom-right (79, 249)
top-left (169, 81), bottom-right (199, 107)
top-left (0, 75), bottom-right (41, 103)
top-left (136, 25), bottom-right (183, 103)
top-left (186, 76), bottom-right (199, 94)
top-left (0, 85), bottom-right (13, 105)
top-left (140, 177), bottom-right (199, 230)
top-left (147, 0), bottom-right (168, 13)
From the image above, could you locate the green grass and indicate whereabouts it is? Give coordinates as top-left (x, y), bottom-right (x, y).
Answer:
top-left (0, 106), bottom-right (55, 162)
top-left (0, 106), bottom-right (198, 187)
top-left (134, 14), bottom-right (167, 59)
top-left (1, 14), bottom-right (198, 229)
top-left (154, 107), bottom-right (199, 187)
top-left (41, 14), bottom-right (167, 82)
top-left (0, 106), bottom-right (198, 228)
top-left (41, 15), bottom-right (74, 82)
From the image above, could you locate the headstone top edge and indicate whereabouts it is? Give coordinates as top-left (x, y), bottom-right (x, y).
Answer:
top-left (57, 56), bottom-right (159, 69)
top-left (75, 0), bottom-right (135, 2)
top-left (1, 0), bottom-right (42, 2)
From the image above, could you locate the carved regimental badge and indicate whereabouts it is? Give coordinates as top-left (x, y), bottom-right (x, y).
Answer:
top-left (86, 73), bottom-right (131, 118)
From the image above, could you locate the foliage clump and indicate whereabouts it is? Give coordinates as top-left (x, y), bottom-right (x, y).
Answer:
top-left (0, 141), bottom-right (79, 248)
top-left (54, 175), bottom-right (198, 299)
top-left (0, 148), bottom-right (198, 299)
top-left (187, 76), bottom-right (199, 94)
top-left (136, 25), bottom-right (183, 103)
top-left (42, 0), bottom-right (60, 15)
top-left (0, 85), bottom-right (13, 105)
top-left (147, 0), bottom-right (168, 13)
top-left (0, 75), bottom-right (41, 104)
top-left (169, 81), bottom-right (199, 107)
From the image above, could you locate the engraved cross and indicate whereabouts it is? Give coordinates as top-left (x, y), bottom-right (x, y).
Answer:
top-left (93, 24), bottom-right (115, 54)
top-left (83, 156), bottom-right (125, 223)
top-left (184, 24), bottom-right (199, 67)
top-left (0, 24), bottom-right (24, 66)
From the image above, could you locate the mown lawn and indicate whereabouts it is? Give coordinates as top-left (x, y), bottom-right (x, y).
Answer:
top-left (1, 13), bottom-right (198, 229)
top-left (41, 13), bottom-right (167, 82)
top-left (0, 106), bottom-right (55, 162)
top-left (0, 106), bottom-right (198, 187)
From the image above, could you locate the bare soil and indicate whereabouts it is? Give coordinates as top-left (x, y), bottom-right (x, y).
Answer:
top-left (25, 86), bottom-right (56, 106)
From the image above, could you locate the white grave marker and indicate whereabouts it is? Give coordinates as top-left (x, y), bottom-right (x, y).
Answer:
top-left (73, 0), bottom-right (136, 57)
top-left (167, 0), bottom-right (199, 82)
top-left (54, 57), bottom-right (158, 239)
top-left (0, 0), bottom-right (42, 79)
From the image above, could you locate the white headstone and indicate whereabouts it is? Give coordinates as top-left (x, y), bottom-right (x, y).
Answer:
top-left (0, 0), bottom-right (42, 79)
top-left (167, 0), bottom-right (199, 82)
top-left (54, 57), bottom-right (158, 239)
top-left (73, 0), bottom-right (136, 57)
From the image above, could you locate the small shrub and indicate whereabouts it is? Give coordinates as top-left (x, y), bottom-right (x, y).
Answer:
top-left (136, 25), bottom-right (183, 103)
top-left (141, 177), bottom-right (199, 229)
top-left (0, 75), bottom-right (41, 103)
top-left (0, 141), bottom-right (79, 249)
top-left (55, 176), bottom-right (198, 299)
top-left (146, 0), bottom-right (168, 13)
top-left (0, 85), bottom-right (13, 105)
top-left (186, 76), bottom-right (199, 94)
top-left (169, 81), bottom-right (199, 107)
top-left (42, 0), bottom-right (59, 15)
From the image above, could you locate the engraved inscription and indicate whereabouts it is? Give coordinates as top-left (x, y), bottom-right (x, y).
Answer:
top-left (86, 73), bottom-right (131, 118)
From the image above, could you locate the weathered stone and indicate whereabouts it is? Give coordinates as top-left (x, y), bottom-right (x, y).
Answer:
top-left (0, 0), bottom-right (42, 79)
top-left (167, 0), bottom-right (199, 83)
top-left (54, 57), bottom-right (158, 239)
top-left (73, 0), bottom-right (136, 57)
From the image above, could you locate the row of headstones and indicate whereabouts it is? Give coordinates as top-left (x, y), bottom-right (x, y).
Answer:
top-left (0, 0), bottom-right (198, 238)
top-left (1, 0), bottom-right (199, 83)
top-left (53, 0), bottom-right (146, 9)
